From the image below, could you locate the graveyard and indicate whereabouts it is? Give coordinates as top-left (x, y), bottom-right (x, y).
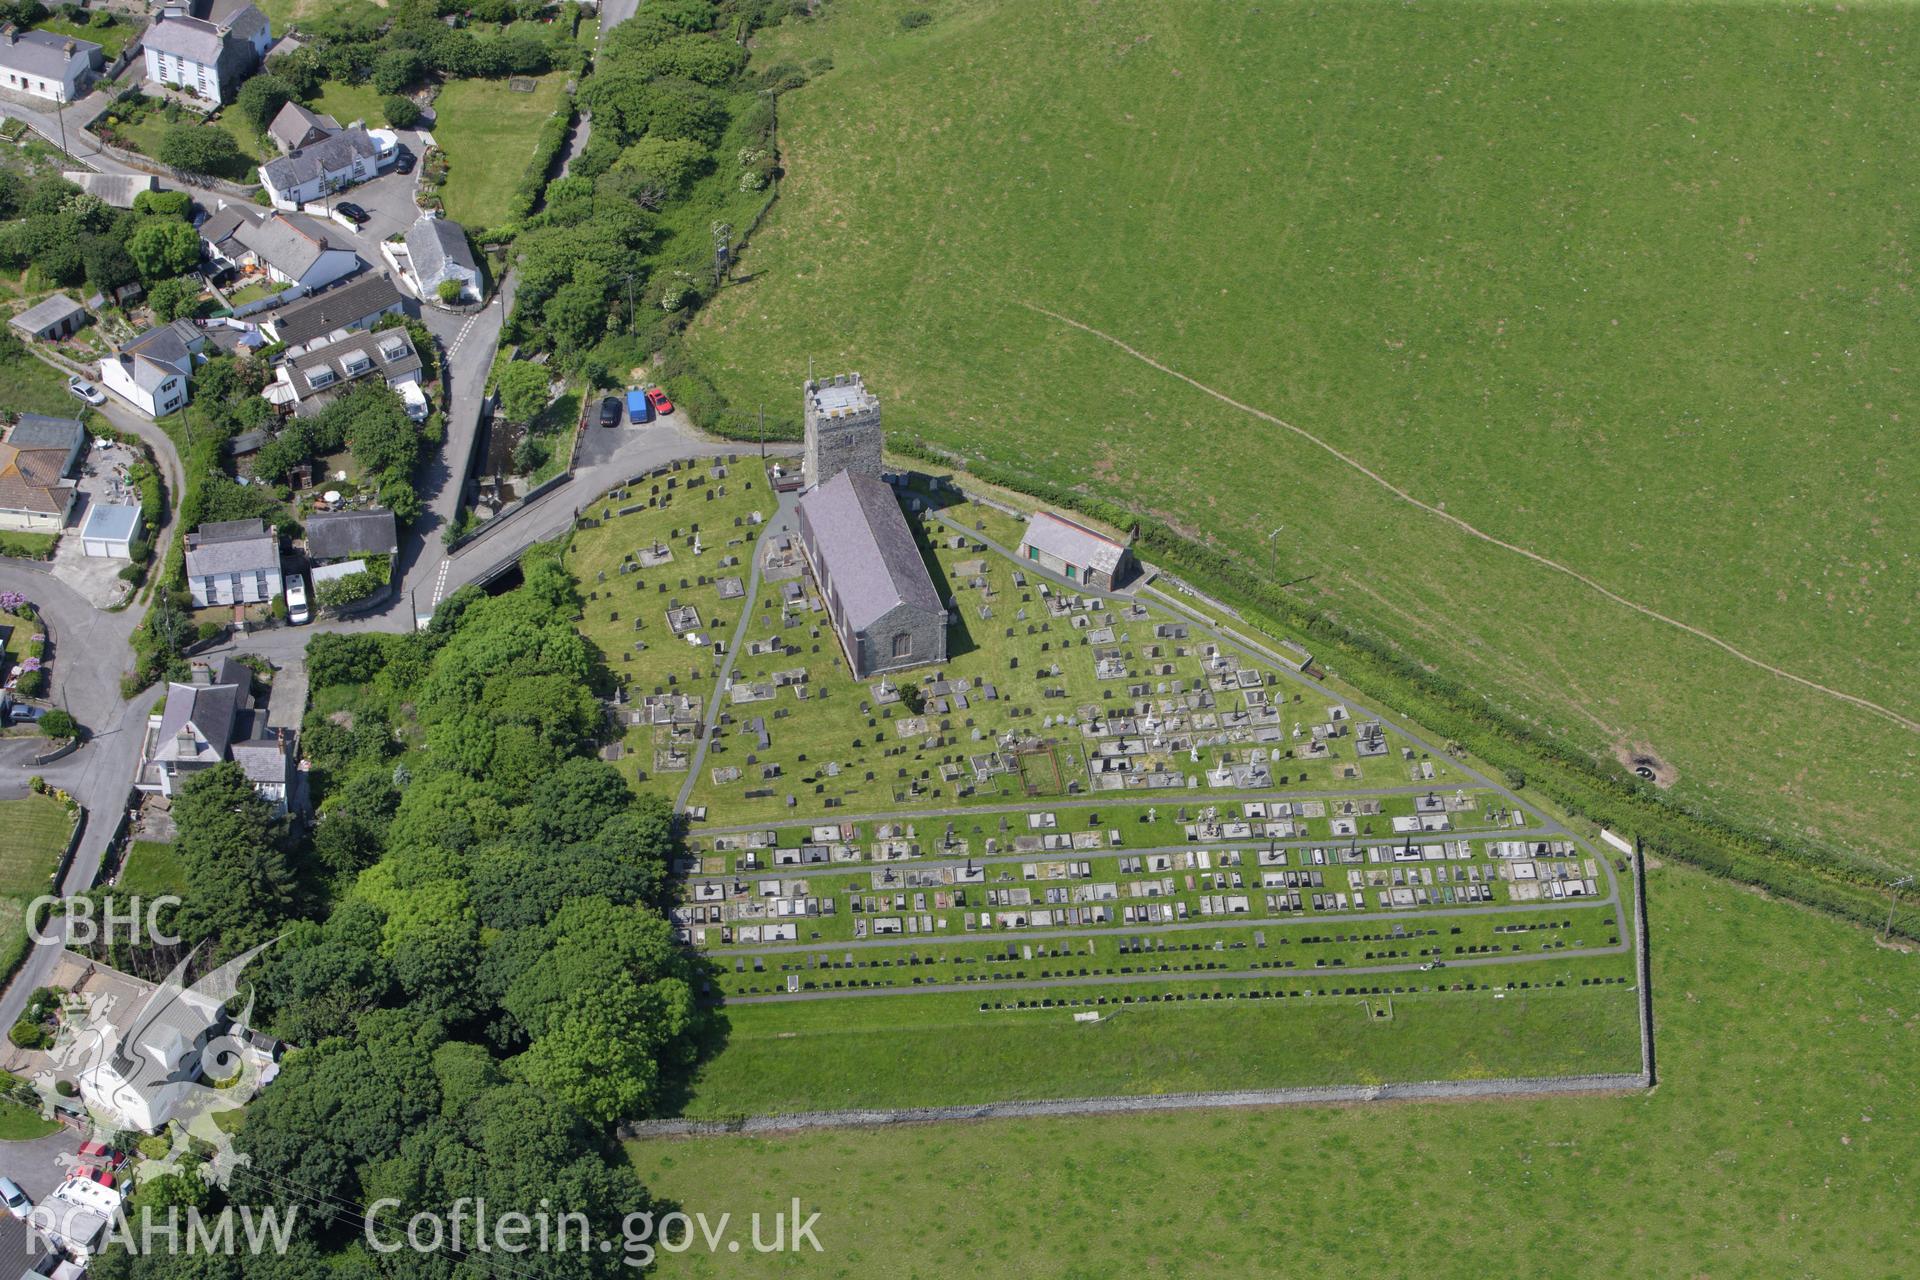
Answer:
top-left (564, 449), bottom-right (1646, 1114)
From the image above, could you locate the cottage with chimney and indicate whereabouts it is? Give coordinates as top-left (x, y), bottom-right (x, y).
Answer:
top-left (143, 0), bottom-right (270, 105)
top-left (139, 655), bottom-right (299, 812)
top-left (0, 24), bottom-right (103, 103)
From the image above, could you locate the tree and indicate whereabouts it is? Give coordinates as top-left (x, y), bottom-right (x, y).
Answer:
top-left (37, 708), bottom-right (76, 740)
top-left (235, 73), bottom-right (293, 134)
top-left (436, 277), bottom-right (465, 304)
top-left (381, 94), bottom-right (421, 129)
top-left (172, 762), bottom-right (294, 952)
top-left (79, 232), bottom-right (139, 295)
top-left (155, 123), bottom-right (243, 178)
top-left (371, 48), bottom-right (425, 96)
top-left (613, 135), bottom-right (709, 199)
top-left (127, 218), bottom-right (200, 282)
top-left (145, 275), bottom-right (203, 322)
top-left (494, 361), bottom-right (550, 424)
top-left (131, 189), bottom-right (192, 220)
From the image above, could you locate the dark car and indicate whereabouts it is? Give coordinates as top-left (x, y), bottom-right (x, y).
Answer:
top-left (393, 149), bottom-right (416, 175)
top-left (334, 202), bottom-right (370, 227)
top-left (598, 396), bottom-right (622, 427)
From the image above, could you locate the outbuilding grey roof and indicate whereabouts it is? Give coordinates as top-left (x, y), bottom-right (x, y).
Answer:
top-left (8, 292), bottom-right (86, 334)
top-left (259, 128), bottom-right (378, 194)
top-left (796, 470), bottom-right (942, 631)
top-left (1020, 510), bottom-right (1128, 577)
top-left (262, 273), bottom-right (401, 348)
top-left (404, 215), bottom-right (477, 289)
top-left (184, 518), bottom-right (278, 578)
top-left (305, 507), bottom-right (397, 561)
top-left (63, 170), bottom-right (157, 207)
top-left (0, 26), bottom-right (101, 79)
top-left (268, 100), bottom-right (338, 152)
top-left (7, 414), bottom-right (85, 454)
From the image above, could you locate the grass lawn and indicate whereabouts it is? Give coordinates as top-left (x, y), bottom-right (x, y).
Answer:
top-left (114, 109), bottom-right (261, 182)
top-left (635, 859), bottom-right (1918, 1277)
top-left (227, 280), bottom-right (292, 306)
top-left (34, 16), bottom-right (132, 60)
top-left (117, 841), bottom-right (187, 898)
top-left (0, 610), bottom-right (40, 672)
top-left (307, 80), bottom-right (388, 130)
top-left (0, 794), bottom-right (72, 985)
top-left (687, 0), bottom-right (1920, 880)
top-left (0, 339), bottom-right (87, 418)
top-left (0, 1098), bottom-right (57, 1142)
top-left (0, 533), bottom-right (56, 560)
top-left (432, 70), bottom-right (570, 227)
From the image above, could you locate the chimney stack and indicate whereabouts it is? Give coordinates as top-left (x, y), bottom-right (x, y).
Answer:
top-left (189, 661), bottom-right (212, 687)
top-left (1, 24), bottom-right (16, 45)
top-left (63, 39), bottom-right (75, 55)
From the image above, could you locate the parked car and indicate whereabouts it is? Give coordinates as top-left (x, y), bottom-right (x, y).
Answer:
top-left (7, 703), bottom-right (45, 726)
top-left (78, 1139), bottom-right (126, 1171)
top-left (625, 388), bottom-right (653, 425)
top-left (77, 1166), bottom-right (113, 1188)
top-left (66, 376), bottom-right (105, 406)
top-left (393, 148), bottom-right (416, 175)
top-left (598, 396), bottom-right (622, 427)
top-left (645, 385), bottom-right (673, 416)
top-left (0, 1178), bottom-right (28, 1220)
top-left (334, 202), bottom-right (369, 227)
top-left (285, 574), bottom-right (310, 626)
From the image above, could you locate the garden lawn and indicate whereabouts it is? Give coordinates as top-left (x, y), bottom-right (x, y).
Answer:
top-left (0, 533), bottom-right (55, 561)
top-left (0, 1098), bottom-right (56, 1141)
top-left (687, 0), bottom-right (1920, 878)
top-left (432, 71), bottom-right (570, 227)
top-left (117, 841), bottom-right (187, 898)
top-left (0, 794), bottom-right (72, 985)
top-left (0, 340), bottom-right (84, 417)
top-left (114, 110), bottom-right (261, 182)
top-left (634, 859), bottom-right (1920, 1277)
top-left (307, 80), bottom-right (388, 131)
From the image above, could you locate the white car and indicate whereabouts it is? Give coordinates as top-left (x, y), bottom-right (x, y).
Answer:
top-left (66, 376), bottom-right (105, 406)
top-left (285, 575), bottom-right (310, 625)
top-left (0, 1177), bottom-right (30, 1219)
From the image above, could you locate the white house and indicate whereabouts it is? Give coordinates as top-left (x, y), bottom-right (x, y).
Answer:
top-left (200, 204), bottom-right (361, 292)
top-left (258, 126), bottom-right (382, 210)
top-left (183, 517), bottom-right (282, 607)
top-left (142, 0), bottom-right (270, 106)
top-left (0, 24), bottom-right (103, 103)
top-left (260, 271), bottom-right (405, 356)
top-left (99, 319), bottom-right (204, 418)
top-left (402, 213), bottom-right (482, 302)
top-left (139, 654), bottom-right (297, 810)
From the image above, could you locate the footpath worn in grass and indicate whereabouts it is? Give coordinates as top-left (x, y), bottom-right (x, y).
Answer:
top-left (689, 0), bottom-right (1920, 876)
top-left (636, 859), bottom-right (1917, 1276)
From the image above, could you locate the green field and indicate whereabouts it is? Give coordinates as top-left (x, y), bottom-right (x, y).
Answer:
top-left (637, 858), bottom-right (1914, 1276)
top-left (433, 71), bottom-right (571, 227)
top-left (33, 16), bottom-right (133, 60)
top-left (306, 80), bottom-right (388, 130)
top-left (686, 0), bottom-right (1920, 880)
top-left (0, 338), bottom-right (83, 417)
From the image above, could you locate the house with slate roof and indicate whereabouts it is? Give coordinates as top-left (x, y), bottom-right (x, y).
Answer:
top-left (142, 0), bottom-right (270, 105)
top-left (183, 517), bottom-right (282, 607)
top-left (199, 204), bottom-right (360, 292)
top-left (98, 319), bottom-right (205, 417)
top-left (0, 414), bottom-right (84, 532)
top-left (795, 470), bottom-right (948, 679)
top-left (259, 127), bottom-right (382, 210)
top-left (139, 654), bottom-right (298, 811)
top-left (402, 214), bottom-right (481, 302)
top-left (0, 24), bottom-right (103, 102)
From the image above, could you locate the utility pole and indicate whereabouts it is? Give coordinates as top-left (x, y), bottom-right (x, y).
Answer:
top-left (1883, 875), bottom-right (1913, 942)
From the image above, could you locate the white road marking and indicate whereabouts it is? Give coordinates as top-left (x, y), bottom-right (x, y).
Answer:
top-left (430, 558), bottom-right (452, 607)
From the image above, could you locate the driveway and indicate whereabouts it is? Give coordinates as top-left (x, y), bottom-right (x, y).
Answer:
top-left (0, 1128), bottom-right (80, 1204)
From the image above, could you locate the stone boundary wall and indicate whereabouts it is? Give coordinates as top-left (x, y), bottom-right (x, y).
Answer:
top-left (623, 1072), bottom-right (1652, 1139)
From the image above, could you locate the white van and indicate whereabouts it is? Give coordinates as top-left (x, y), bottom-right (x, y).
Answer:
top-left (285, 574), bottom-right (311, 625)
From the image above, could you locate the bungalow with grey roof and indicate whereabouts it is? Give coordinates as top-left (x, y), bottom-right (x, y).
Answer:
top-left (0, 414), bottom-right (85, 532)
top-left (401, 214), bottom-right (481, 302)
top-left (259, 271), bottom-right (405, 356)
top-left (259, 127), bottom-right (381, 211)
top-left (8, 292), bottom-right (87, 341)
top-left (0, 23), bottom-right (103, 102)
top-left (200, 204), bottom-right (360, 292)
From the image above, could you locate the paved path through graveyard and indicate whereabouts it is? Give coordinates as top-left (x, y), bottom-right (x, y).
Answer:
top-left (725, 940), bottom-right (1631, 1003)
top-left (697, 823), bottom-right (1572, 885)
top-left (675, 488), bottom-right (802, 812)
top-left (696, 782), bottom-right (1547, 837)
top-left (1021, 301), bottom-right (1920, 735)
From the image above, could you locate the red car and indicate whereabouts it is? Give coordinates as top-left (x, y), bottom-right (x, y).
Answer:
top-left (77, 1140), bottom-right (125, 1170)
top-left (645, 386), bottom-right (673, 416)
top-left (77, 1166), bottom-right (113, 1188)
